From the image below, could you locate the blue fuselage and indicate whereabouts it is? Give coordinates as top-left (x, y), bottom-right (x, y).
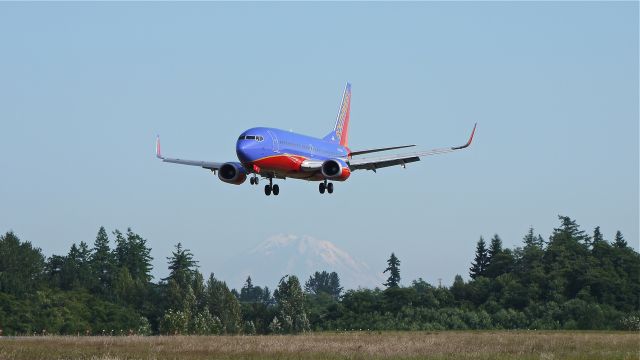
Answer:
top-left (235, 127), bottom-right (349, 180)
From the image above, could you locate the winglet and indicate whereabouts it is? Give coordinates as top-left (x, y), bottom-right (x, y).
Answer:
top-left (156, 135), bottom-right (163, 159)
top-left (452, 123), bottom-right (477, 150)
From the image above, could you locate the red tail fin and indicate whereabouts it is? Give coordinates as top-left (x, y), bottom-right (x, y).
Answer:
top-left (323, 82), bottom-right (351, 147)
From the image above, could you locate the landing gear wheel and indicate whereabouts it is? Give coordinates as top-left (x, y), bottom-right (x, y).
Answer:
top-left (272, 184), bottom-right (280, 196)
top-left (264, 184), bottom-right (272, 196)
top-left (319, 182), bottom-right (326, 194)
top-left (254, 177), bottom-right (259, 185)
top-left (250, 177), bottom-right (255, 185)
top-left (327, 182), bottom-right (334, 194)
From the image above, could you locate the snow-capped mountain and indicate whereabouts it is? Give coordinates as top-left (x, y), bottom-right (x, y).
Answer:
top-left (221, 234), bottom-right (382, 290)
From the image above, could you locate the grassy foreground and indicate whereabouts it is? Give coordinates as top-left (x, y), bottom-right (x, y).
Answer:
top-left (0, 331), bottom-right (638, 360)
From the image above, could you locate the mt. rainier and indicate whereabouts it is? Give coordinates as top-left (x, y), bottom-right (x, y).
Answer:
top-left (222, 234), bottom-right (382, 290)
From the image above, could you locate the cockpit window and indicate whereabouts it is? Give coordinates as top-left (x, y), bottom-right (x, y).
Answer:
top-left (238, 135), bottom-right (264, 141)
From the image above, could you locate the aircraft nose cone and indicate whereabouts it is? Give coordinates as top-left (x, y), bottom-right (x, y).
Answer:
top-left (236, 141), bottom-right (251, 162)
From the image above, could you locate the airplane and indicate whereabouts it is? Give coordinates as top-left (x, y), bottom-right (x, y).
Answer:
top-left (156, 83), bottom-right (476, 196)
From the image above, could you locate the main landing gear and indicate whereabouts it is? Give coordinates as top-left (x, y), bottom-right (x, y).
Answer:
top-left (319, 180), bottom-right (334, 194)
top-left (249, 176), bottom-right (259, 185)
top-left (264, 178), bottom-right (279, 196)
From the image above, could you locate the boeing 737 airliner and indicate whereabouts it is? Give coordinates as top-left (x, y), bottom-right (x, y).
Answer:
top-left (156, 83), bottom-right (476, 196)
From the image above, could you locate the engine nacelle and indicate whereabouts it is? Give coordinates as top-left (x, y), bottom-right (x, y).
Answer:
top-left (321, 159), bottom-right (351, 181)
top-left (218, 162), bottom-right (247, 185)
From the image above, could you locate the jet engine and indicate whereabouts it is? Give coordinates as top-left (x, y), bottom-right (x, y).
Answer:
top-left (218, 162), bottom-right (247, 185)
top-left (321, 159), bottom-right (351, 181)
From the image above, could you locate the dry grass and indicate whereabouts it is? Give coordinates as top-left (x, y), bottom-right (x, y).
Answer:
top-left (0, 331), bottom-right (638, 360)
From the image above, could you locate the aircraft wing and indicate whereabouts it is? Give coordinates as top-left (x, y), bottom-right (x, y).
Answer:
top-left (348, 144), bottom-right (415, 156)
top-left (348, 123), bottom-right (476, 172)
top-left (155, 136), bottom-right (224, 171)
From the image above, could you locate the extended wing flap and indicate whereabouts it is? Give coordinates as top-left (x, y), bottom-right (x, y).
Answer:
top-left (350, 156), bottom-right (420, 171)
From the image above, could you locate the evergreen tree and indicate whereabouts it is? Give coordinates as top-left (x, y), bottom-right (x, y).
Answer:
top-left (238, 276), bottom-right (272, 334)
top-left (613, 231), bottom-right (627, 248)
top-left (589, 235), bottom-right (619, 306)
top-left (76, 241), bottom-right (93, 289)
top-left (545, 216), bottom-right (591, 300)
top-left (450, 274), bottom-right (467, 303)
top-left (113, 266), bottom-right (136, 304)
top-left (163, 243), bottom-right (199, 317)
top-left (205, 274), bottom-right (242, 334)
top-left (0, 232), bottom-right (45, 295)
top-left (244, 275), bottom-right (254, 292)
top-left (523, 227), bottom-right (544, 249)
top-left (110, 229), bottom-right (154, 311)
top-left (328, 272), bottom-right (342, 297)
top-left (488, 234), bottom-right (503, 260)
top-left (165, 277), bottom-right (185, 313)
top-left (469, 237), bottom-right (489, 279)
top-left (552, 216), bottom-right (591, 247)
top-left (383, 253), bottom-right (401, 288)
top-left (262, 286), bottom-right (273, 305)
top-left (592, 226), bottom-right (604, 246)
top-left (91, 226), bottom-right (115, 294)
top-left (60, 243), bottom-right (82, 290)
top-left (240, 276), bottom-right (255, 302)
top-left (45, 254), bottom-right (65, 289)
top-left (113, 228), bottom-right (153, 284)
top-left (515, 228), bottom-right (545, 301)
top-left (164, 243), bottom-right (198, 288)
top-left (304, 271), bottom-right (343, 299)
top-left (114, 229), bottom-right (127, 268)
top-left (126, 228), bottom-right (154, 283)
top-left (239, 275), bottom-right (268, 304)
top-left (485, 235), bottom-right (514, 278)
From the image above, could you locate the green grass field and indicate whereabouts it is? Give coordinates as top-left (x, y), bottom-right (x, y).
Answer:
top-left (0, 331), bottom-right (638, 360)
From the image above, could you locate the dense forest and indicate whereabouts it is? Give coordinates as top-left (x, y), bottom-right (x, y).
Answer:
top-left (0, 216), bottom-right (638, 335)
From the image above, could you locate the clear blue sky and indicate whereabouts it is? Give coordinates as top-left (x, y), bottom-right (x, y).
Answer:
top-left (0, 2), bottom-right (637, 288)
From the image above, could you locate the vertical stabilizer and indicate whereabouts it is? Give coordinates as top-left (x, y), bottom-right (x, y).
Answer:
top-left (323, 82), bottom-right (351, 147)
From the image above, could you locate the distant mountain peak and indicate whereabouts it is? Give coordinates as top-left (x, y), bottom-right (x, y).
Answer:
top-left (226, 234), bottom-right (382, 290)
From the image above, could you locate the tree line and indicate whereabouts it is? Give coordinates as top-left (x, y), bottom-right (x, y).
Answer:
top-left (0, 215), bottom-right (638, 335)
